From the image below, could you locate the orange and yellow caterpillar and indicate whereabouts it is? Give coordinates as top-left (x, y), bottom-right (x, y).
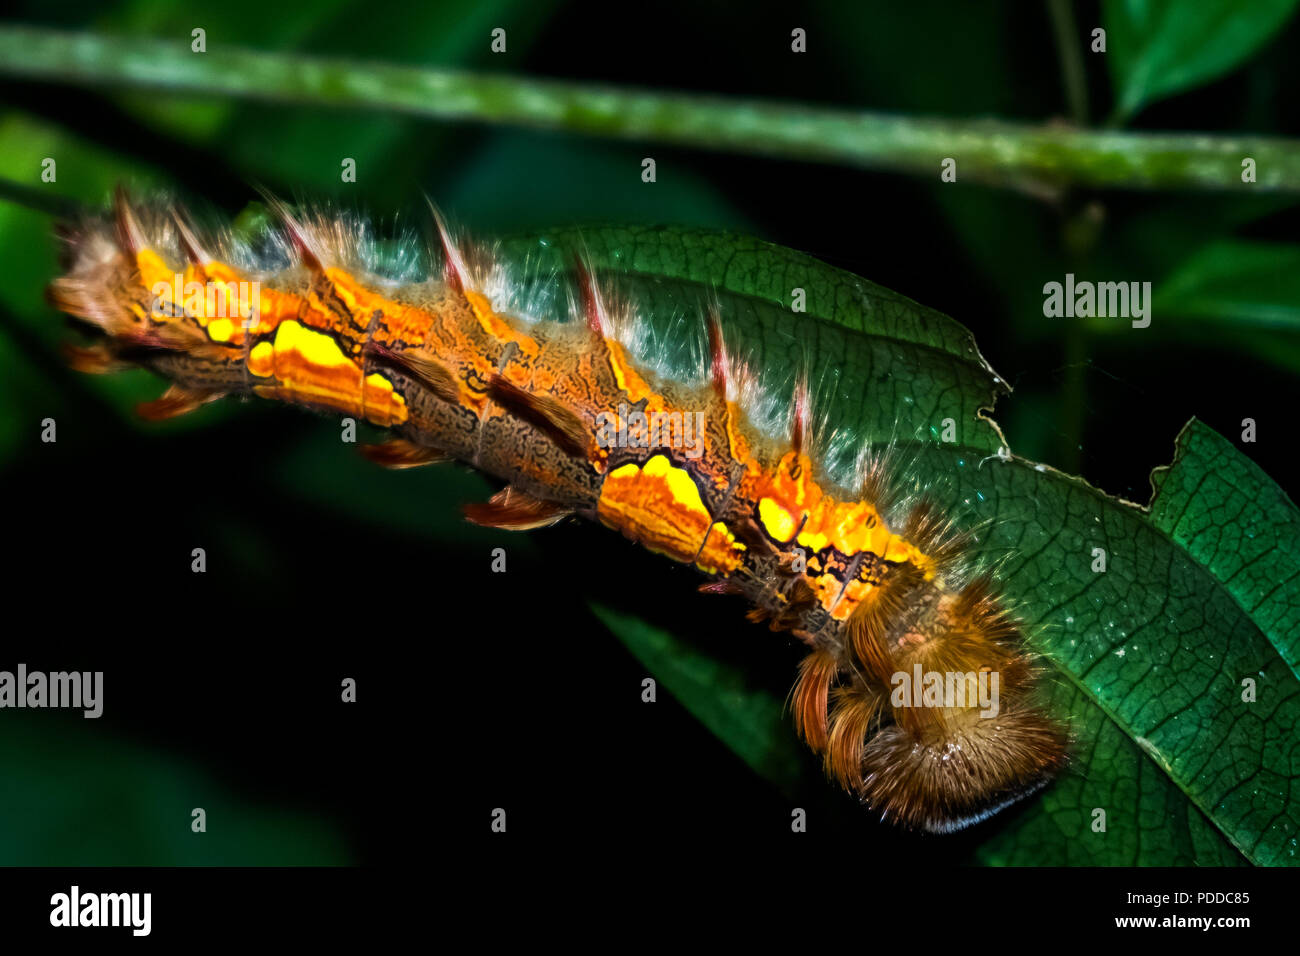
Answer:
top-left (48, 188), bottom-right (1067, 832)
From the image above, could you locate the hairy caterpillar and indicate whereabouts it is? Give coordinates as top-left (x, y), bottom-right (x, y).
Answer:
top-left (47, 188), bottom-right (1068, 832)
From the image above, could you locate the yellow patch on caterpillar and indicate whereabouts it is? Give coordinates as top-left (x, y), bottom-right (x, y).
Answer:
top-left (247, 341), bottom-right (275, 377)
top-left (759, 452), bottom-right (931, 574)
top-left (604, 339), bottom-right (655, 403)
top-left (134, 251), bottom-right (262, 347)
top-left (722, 400), bottom-right (753, 464)
top-left (133, 248), bottom-right (174, 294)
top-left (758, 496), bottom-right (799, 543)
top-left (598, 454), bottom-right (735, 568)
top-left (695, 521), bottom-right (747, 575)
top-left (796, 528), bottom-right (830, 552)
top-left (207, 318), bottom-right (234, 342)
top-left (268, 320), bottom-right (352, 372)
top-left (320, 268), bottom-right (385, 331)
top-left (464, 289), bottom-right (539, 359)
top-left (247, 319), bottom-right (408, 425)
top-left (362, 373), bottom-right (408, 427)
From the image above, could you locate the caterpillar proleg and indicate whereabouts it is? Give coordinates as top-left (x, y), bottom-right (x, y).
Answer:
top-left (47, 189), bottom-right (1068, 832)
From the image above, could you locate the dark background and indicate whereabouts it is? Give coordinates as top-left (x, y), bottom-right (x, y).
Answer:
top-left (0, 0), bottom-right (1295, 865)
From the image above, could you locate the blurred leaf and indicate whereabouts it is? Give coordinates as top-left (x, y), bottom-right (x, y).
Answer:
top-left (814, 0), bottom-right (1032, 117)
top-left (590, 603), bottom-right (807, 793)
top-left (1105, 0), bottom-right (1300, 121)
top-left (0, 712), bottom-right (349, 865)
top-left (1084, 236), bottom-right (1300, 374)
top-left (443, 130), bottom-right (749, 233)
top-left (1153, 239), bottom-right (1300, 330)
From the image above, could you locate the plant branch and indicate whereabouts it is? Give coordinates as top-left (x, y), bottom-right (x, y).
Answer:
top-left (1047, 0), bottom-right (1089, 125)
top-left (0, 26), bottom-right (1296, 194)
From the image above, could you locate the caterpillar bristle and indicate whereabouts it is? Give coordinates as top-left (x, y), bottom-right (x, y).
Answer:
top-left (697, 580), bottom-right (745, 596)
top-left (487, 373), bottom-right (590, 458)
top-left (852, 439), bottom-right (914, 523)
top-left (825, 684), bottom-right (885, 793)
top-left (705, 304), bottom-right (729, 399)
top-left (119, 324), bottom-right (208, 354)
top-left (791, 647), bottom-right (839, 753)
top-left (574, 253), bottom-right (610, 337)
top-left (135, 384), bottom-right (224, 421)
top-left (257, 188), bottom-right (323, 272)
top-left (463, 486), bottom-right (572, 531)
top-left (901, 497), bottom-right (950, 553)
top-left (112, 185), bottom-right (145, 256)
top-left (363, 341), bottom-right (459, 404)
top-left (858, 703), bottom-right (1067, 833)
top-left (360, 438), bottom-right (449, 470)
top-left (790, 372), bottom-right (810, 456)
top-left (844, 561), bottom-right (923, 682)
top-left (170, 207), bottom-right (211, 265)
top-left (62, 342), bottom-right (124, 374)
top-left (768, 577), bottom-right (819, 632)
top-left (950, 573), bottom-right (1020, 645)
top-left (424, 195), bottom-right (468, 294)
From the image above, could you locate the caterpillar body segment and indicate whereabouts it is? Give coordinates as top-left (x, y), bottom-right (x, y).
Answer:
top-left (47, 193), bottom-right (1067, 832)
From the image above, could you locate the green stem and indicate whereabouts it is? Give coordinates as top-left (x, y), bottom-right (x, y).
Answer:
top-left (1047, 0), bottom-right (1089, 125)
top-left (0, 26), bottom-right (1296, 194)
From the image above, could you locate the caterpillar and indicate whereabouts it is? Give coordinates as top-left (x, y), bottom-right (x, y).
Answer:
top-left (47, 188), bottom-right (1068, 832)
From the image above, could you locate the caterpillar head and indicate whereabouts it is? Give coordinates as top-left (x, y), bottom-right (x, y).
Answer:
top-left (799, 568), bottom-right (1068, 833)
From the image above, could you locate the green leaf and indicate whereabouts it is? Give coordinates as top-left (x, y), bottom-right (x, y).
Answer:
top-left (1105, 0), bottom-right (1300, 121)
top-left (1149, 420), bottom-right (1300, 678)
top-left (974, 680), bottom-right (1248, 866)
top-left (542, 228), bottom-right (1298, 865)
top-left (914, 439), bottom-right (1297, 865)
